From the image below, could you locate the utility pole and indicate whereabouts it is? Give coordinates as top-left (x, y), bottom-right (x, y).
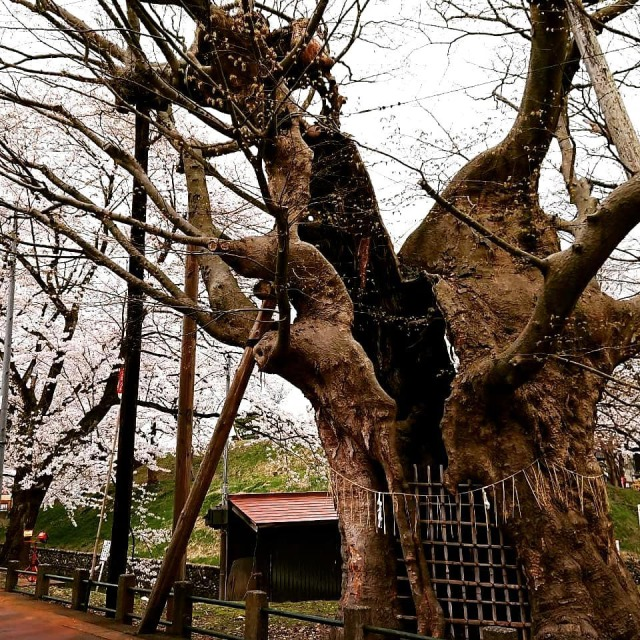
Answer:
top-left (106, 110), bottom-right (149, 610)
top-left (219, 352), bottom-right (232, 599)
top-left (173, 232), bottom-right (199, 581)
top-left (0, 214), bottom-right (17, 501)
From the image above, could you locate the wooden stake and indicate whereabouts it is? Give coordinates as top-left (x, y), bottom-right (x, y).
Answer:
top-left (138, 302), bottom-right (274, 634)
top-left (71, 568), bottom-right (89, 611)
top-left (115, 573), bottom-right (136, 623)
top-left (244, 590), bottom-right (268, 640)
top-left (344, 605), bottom-right (372, 640)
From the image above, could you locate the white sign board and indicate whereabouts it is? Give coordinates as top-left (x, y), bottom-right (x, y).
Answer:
top-left (99, 540), bottom-right (111, 562)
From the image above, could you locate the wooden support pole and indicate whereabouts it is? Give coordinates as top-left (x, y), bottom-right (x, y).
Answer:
top-left (174, 245), bottom-right (197, 582)
top-left (35, 563), bottom-right (52, 599)
top-left (244, 590), bottom-right (268, 640)
top-left (565, 0), bottom-right (640, 174)
top-left (71, 568), bottom-right (90, 611)
top-left (115, 573), bottom-right (136, 624)
top-left (168, 581), bottom-right (193, 638)
top-left (174, 152), bottom-right (201, 580)
top-left (5, 560), bottom-right (18, 592)
top-left (344, 606), bottom-right (372, 640)
top-left (480, 627), bottom-right (518, 639)
top-left (138, 302), bottom-right (274, 634)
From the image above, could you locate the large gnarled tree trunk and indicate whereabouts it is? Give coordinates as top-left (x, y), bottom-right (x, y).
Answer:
top-left (206, 1), bottom-right (640, 636)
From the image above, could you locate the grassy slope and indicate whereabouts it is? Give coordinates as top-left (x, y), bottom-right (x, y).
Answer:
top-left (4, 449), bottom-right (640, 564)
top-left (608, 485), bottom-right (640, 554)
top-left (0, 440), bottom-right (328, 565)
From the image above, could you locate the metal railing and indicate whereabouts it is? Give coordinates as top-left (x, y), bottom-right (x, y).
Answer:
top-left (1, 560), bottom-right (517, 639)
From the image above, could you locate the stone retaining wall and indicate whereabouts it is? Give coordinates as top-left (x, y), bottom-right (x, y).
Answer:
top-left (38, 547), bottom-right (220, 597)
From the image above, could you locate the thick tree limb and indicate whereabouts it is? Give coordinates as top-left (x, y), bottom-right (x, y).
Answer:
top-left (490, 172), bottom-right (640, 387)
top-left (209, 235), bottom-right (353, 327)
top-left (555, 104), bottom-right (599, 222)
top-left (209, 232), bottom-right (445, 635)
top-left (181, 145), bottom-right (256, 345)
top-left (468, 0), bottom-right (570, 186)
top-left (155, 110), bottom-right (257, 344)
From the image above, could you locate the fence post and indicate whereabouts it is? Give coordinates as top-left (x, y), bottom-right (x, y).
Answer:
top-left (344, 606), bottom-right (372, 640)
top-left (71, 568), bottom-right (90, 611)
top-left (5, 560), bottom-right (19, 592)
top-left (480, 627), bottom-right (518, 639)
top-left (169, 581), bottom-right (193, 638)
top-left (115, 573), bottom-right (136, 624)
top-left (35, 563), bottom-right (52, 599)
top-left (244, 590), bottom-right (268, 640)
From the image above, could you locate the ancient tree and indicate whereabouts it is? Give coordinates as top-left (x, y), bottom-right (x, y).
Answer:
top-left (1, 0), bottom-right (640, 637)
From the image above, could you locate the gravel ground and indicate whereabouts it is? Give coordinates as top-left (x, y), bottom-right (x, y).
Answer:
top-left (189, 617), bottom-right (336, 640)
top-left (263, 621), bottom-right (334, 640)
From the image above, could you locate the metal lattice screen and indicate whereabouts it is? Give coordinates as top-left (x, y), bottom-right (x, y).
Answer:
top-left (396, 465), bottom-right (531, 640)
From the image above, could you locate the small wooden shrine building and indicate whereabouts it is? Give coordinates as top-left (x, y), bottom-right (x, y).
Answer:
top-left (207, 491), bottom-right (342, 602)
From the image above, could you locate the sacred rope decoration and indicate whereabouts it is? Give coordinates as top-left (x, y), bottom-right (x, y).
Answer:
top-left (329, 458), bottom-right (608, 535)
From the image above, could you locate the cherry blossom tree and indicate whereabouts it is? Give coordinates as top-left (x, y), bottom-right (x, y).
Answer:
top-left (0, 214), bottom-right (121, 563)
top-left (0, 210), bottom-right (307, 563)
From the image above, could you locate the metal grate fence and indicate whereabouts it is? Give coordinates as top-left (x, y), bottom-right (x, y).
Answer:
top-left (397, 465), bottom-right (531, 640)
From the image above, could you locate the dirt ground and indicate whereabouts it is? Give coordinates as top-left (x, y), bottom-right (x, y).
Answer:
top-left (189, 605), bottom-right (339, 640)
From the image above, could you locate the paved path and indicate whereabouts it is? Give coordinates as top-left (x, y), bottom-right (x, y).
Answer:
top-left (0, 589), bottom-right (163, 639)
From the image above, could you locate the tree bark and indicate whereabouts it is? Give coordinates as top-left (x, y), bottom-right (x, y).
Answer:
top-left (400, 112), bottom-right (640, 640)
top-left (212, 235), bottom-right (445, 635)
top-left (0, 476), bottom-right (48, 566)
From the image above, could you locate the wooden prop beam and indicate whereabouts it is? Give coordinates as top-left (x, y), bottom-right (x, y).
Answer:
top-left (566, 0), bottom-right (640, 174)
top-left (138, 301), bottom-right (274, 634)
